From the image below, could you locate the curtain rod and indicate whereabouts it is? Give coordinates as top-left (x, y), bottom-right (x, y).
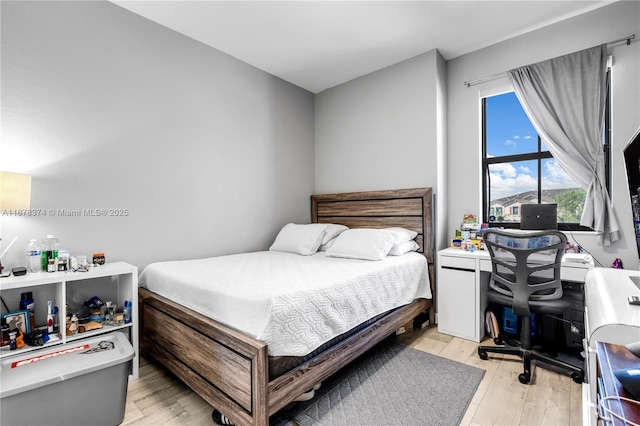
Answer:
top-left (463, 34), bottom-right (636, 88)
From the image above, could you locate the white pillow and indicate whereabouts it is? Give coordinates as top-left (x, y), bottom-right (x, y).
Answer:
top-left (318, 238), bottom-right (336, 251)
top-left (385, 227), bottom-right (418, 244)
top-left (326, 229), bottom-right (396, 261)
top-left (269, 223), bottom-right (327, 256)
top-left (388, 240), bottom-right (420, 256)
top-left (320, 224), bottom-right (349, 245)
top-left (318, 224), bottom-right (349, 250)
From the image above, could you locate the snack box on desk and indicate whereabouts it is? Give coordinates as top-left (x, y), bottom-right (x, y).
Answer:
top-left (1, 332), bottom-right (133, 426)
top-left (450, 239), bottom-right (483, 250)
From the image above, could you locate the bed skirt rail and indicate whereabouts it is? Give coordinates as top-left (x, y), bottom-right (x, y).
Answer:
top-left (139, 287), bottom-right (269, 426)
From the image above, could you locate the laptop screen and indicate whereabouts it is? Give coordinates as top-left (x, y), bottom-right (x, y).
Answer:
top-left (520, 203), bottom-right (558, 230)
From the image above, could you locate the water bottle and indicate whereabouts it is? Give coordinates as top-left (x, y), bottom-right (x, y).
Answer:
top-left (26, 239), bottom-right (41, 273)
top-left (41, 235), bottom-right (59, 272)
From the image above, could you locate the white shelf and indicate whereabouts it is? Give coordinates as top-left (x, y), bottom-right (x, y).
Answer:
top-left (0, 262), bottom-right (136, 290)
top-left (0, 261), bottom-right (139, 379)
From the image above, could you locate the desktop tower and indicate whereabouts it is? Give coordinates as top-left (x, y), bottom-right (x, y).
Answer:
top-left (538, 282), bottom-right (585, 352)
top-left (561, 283), bottom-right (585, 350)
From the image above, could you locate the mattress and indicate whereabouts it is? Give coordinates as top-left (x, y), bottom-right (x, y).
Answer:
top-left (139, 251), bottom-right (431, 356)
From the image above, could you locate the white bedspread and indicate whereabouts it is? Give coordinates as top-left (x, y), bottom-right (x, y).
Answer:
top-left (139, 251), bottom-right (431, 356)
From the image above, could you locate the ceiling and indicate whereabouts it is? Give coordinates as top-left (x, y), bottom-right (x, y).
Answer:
top-left (111, 1), bottom-right (613, 93)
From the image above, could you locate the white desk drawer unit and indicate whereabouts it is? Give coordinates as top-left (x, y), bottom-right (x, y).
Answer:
top-left (440, 254), bottom-right (476, 270)
top-left (437, 247), bottom-right (593, 343)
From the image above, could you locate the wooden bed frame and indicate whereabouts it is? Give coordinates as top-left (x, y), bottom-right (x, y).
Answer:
top-left (138, 187), bottom-right (435, 426)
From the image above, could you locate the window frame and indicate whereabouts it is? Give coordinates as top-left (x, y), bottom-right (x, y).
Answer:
top-left (481, 72), bottom-right (610, 231)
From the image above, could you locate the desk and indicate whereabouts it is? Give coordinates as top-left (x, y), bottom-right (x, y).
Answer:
top-left (437, 247), bottom-right (593, 342)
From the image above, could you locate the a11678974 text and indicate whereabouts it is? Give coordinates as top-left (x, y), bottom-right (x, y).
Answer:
top-left (2, 208), bottom-right (130, 217)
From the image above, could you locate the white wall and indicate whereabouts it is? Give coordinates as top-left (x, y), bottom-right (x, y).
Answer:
top-left (314, 48), bottom-right (447, 250)
top-left (1, 1), bottom-right (315, 270)
top-left (446, 1), bottom-right (640, 269)
top-left (3, 1), bottom-right (638, 274)
top-left (314, 49), bottom-right (444, 195)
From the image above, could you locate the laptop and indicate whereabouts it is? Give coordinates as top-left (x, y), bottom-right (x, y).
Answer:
top-left (520, 203), bottom-right (558, 230)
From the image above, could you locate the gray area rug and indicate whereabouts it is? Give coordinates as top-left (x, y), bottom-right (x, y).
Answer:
top-left (283, 343), bottom-right (485, 426)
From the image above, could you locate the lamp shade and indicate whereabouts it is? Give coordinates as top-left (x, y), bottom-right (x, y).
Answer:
top-left (0, 171), bottom-right (31, 211)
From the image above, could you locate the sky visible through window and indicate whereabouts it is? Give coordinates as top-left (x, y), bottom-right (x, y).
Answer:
top-left (486, 92), bottom-right (579, 200)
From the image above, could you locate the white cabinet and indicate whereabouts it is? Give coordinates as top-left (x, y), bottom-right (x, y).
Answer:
top-left (437, 249), bottom-right (489, 342)
top-left (0, 262), bottom-right (138, 379)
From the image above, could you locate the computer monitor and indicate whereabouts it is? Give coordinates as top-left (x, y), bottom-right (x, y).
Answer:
top-left (520, 203), bottom-right (558, 230)
top-left (623, 126), bottom-right (640, 263)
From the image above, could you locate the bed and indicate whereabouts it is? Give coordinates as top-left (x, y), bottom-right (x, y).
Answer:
top-left (138, 187), bottom-right (435, 426)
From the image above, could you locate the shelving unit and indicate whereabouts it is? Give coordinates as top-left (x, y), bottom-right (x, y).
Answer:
top-left (0, 261), bottom-right (138, 379)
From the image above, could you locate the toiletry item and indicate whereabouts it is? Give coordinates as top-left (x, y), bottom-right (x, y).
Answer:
top-left (123, 300), bottom-right (132, 324)
top-left (47, 301), bottom-right (54, 333)
top-left (69, 314), bottom-right (78, 335)
top-left (51, 306), bottom-right (59, 332)
top-left (19, 292), bottom-right (35, 331)
top-left (104, 301), bottom-right (114, 325)
top-left (9, 330), bottom-right (17, 350)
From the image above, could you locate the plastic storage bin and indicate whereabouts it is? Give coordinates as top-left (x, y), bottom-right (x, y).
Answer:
top-left (1, 332), bottom-right (133, 426)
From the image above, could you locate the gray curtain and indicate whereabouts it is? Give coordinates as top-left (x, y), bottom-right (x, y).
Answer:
top-left (508, 44), bottom-right (620, 246)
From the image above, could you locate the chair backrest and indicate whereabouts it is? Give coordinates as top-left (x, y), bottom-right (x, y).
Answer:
top-left (483, 229), bottom-right (567, 316)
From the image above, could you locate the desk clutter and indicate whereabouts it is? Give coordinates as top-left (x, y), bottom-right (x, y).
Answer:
top-left (450, 214), bottom-right (485, 251)
top-left (448, 213), bottom-right (586, 254)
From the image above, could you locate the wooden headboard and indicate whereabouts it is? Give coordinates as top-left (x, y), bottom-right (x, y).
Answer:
top-left (310, 187), bottom-right (434, 265)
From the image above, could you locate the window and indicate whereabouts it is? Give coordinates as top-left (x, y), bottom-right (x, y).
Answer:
top-left (482, 80), bottom-right (610, 230)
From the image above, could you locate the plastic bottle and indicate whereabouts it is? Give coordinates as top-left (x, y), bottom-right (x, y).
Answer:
top-left (123, 300), bottom-right (132, 324)
top-left (104, 301), bottom-right (114, 325)
top-left (20, 292), bottom-right (36, 331)
top-left (26, 239), bottom-right (41, 274)
top-left (47, 301), bottom-right (54, 333)
top-left (41, 235), bottom-right (59, 272)
top-left (69, 314), bottom-right (78, 335)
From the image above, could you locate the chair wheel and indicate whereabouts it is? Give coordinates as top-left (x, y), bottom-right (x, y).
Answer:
top-left (571, 372), bottom-right (583, 384)
top-left (518, 373), bottom-right (530, 384)
top-left (478, 349), bottom-right (488, 360)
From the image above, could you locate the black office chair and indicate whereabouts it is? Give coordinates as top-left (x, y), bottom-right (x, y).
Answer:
top-left (477, 229), bottom-right (584, 385)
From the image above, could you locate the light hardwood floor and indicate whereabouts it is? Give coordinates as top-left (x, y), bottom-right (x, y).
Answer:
top-left (122, 325), bottom-right (583, 425)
